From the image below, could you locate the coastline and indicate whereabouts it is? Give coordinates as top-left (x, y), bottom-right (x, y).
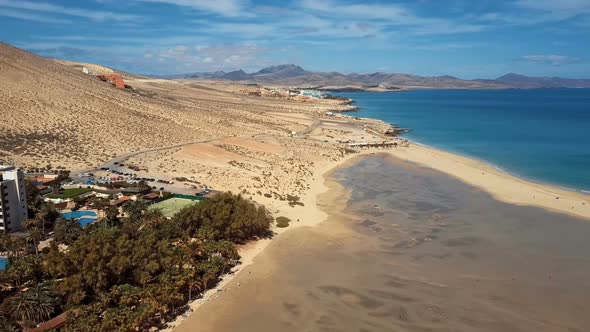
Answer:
top-left (179, 151), bottom-right (590, 332)
top-left (409, 138), bottom-right (590, 195)
top-left (164, 151), bottom-right (362, 331)
top-left (331, 88), bottom-right (590, 195)
top-left (167, 90), bottom-right (588, 331)
top-left (169, 140), bottom-right (590, 330)
top-left (380, 143), bottom-right (590, 220)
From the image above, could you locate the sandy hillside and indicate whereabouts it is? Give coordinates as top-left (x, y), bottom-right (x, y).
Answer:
top-left (0, 43), bottom-right (363, 171)
top-left (52, 58), bottom-right (149, 80)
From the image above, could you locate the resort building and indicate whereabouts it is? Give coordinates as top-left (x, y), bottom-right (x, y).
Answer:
top-left (298, 89), bottom-right (326, 98)
top-left (0, 165), bottom-right (28, 233)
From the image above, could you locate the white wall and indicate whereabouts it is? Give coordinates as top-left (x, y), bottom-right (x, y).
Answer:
top-left (0, 167), bottom-right (28, 232)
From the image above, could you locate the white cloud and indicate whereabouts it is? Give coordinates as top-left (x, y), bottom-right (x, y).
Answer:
top-left (136, 0), bottom-right (245, 17)
top-left (299, 0), bottom-right (485, 36)
top-left (521, 54), bottom-right (582, 65)
top-left (143, 43), bottom-right (272, 71)
top-left (0, 0), bottom-right (141, 22)
top-left (515, 0), bottom-right (590, 13)
top-left (483, 0), bottom-right (590, 26)
top-left (201, 23), bottom-right (275, 36)
top-left (0, 8), bottom-right (70, 24)
top-left (301, 0), bottom-right (408, 21)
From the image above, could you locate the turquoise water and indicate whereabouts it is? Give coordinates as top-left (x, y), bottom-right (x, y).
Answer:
top-left (61, 210), bottom-right (97, 227)
top-left (0, 257), bottom-right (7, 270)
top-left (78, 217), bottom-right (96, 227)
top-left (333, 89), bottom-right (590, 192)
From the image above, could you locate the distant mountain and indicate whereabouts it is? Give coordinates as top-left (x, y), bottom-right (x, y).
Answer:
top-left (188, 70), bottom-right (227, 79)
top-left (221, 70), bottom-right (252, 80)
top-left (254, 64), bottom-right (309, 78)
top-left (495, 73), bottom-right (590, 88)
top-left (173, 64), bottom-right (590, 90)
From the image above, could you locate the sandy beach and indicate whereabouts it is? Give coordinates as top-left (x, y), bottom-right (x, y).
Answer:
top-left (383, 144), bottom-right (590, 220)
top-left (173, 152), bottom-right (590, 332)
top-left (170, 142), bottom-right (590, 331)
top-left (160, 95), bottom-right (589, 330)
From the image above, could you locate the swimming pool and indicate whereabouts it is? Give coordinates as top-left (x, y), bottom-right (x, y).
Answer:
top-left (61, 210), bottom-right (98, 227)
top-left (78, 217), bottom-right (96, 227)
top-left (0, 257), bottom-right (8, 270)
top-left (61, 210), bottom-right (97, 219)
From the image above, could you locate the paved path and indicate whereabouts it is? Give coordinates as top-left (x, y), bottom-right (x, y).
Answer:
top-left (71, 113), bottom-right (328, 191)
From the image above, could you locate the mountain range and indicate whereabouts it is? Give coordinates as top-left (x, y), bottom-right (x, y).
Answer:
top-left (165, 64), bottom-right (590, 90)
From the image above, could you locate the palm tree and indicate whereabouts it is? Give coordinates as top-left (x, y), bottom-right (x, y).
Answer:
top-left (0, 314), bottom-right (19, 332)
top-left (26, 228), bottom-right (44, 256)
top-left (90, 197), bottom-right (110, 218)
top-left (0, 273), bottom-right (13, 292)
top-left (186, 273), bottom-right (205, 302)
top-left (1, 236), bottom-right (26, 260)
top-left (53, 218), bottom-right (83, 245)
top-left (37, 203), bottom-right (59, 234)
top-left (141, 209), bottom-right (165, 229)
top-left (123, 200), bottom-right (148, 224)
top-left (22, 219), bottom-right (38, 231)
top-left (138, 180), bottom-right (150, 193)
top-left (8, 283), bottom-right (56, 327)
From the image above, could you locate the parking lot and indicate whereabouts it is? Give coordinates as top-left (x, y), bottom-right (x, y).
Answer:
top-left (74, 161), bottom-right (214, 197)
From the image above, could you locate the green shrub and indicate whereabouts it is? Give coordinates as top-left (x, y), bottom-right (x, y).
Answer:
top-left (173, 192), bottom-right (273, 243)
top-left (275, 216), bottom-right (291, 228)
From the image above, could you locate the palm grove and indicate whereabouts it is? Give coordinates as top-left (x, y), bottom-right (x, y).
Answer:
top-left (0, 188), bottom-right (273, 331)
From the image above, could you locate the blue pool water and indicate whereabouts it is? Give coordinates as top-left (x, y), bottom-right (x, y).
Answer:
top-left (61, 210), bottom-right (97, 227)
top-left (0, 257), bottom-right (8, 270)
top-left (333, 89), bottom-right (590, 191)
top-left (78, 217), bottom-right (96, 227)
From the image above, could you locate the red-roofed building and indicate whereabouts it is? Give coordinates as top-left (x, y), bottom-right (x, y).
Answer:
top-left (110, 195), bottom-right (133, 206)
top-left (35, 184), bottom-right (51, 195)
top-left (142, 193), bottom-right (160, 201)
top-left (97, 74), bottom-right (125, 89)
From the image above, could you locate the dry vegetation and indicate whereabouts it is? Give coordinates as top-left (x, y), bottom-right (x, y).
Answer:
top-left (0, 42), bottom-right (390, 211)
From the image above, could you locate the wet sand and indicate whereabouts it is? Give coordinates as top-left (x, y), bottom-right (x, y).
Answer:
top-left (175, 154), bottom-right (590, 332)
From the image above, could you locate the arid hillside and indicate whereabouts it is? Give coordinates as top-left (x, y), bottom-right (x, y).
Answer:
top-left (0, 43), bottom-right (347, 170)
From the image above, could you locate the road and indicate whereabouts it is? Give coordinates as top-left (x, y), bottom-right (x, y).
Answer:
top-left (71, 114), bottom-right (329, 193)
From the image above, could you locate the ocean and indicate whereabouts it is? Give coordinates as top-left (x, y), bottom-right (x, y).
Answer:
top-left (333, 89), bottom-right (590, 192)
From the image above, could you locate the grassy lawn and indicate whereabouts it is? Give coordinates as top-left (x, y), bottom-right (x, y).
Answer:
top-left (150, 198), bottom-right (198, 218)
top-left (47, 188), bottom-right (91, 199)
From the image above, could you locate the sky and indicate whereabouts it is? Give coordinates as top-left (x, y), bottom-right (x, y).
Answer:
top-left (1, 0), bottom-right (589, 79)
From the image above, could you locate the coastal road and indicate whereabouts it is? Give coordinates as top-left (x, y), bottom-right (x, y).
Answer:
top-left (295, 119), bottom-right (321, 137)
top-left (70, 136), bottom-right (234, 185)
top-left (71, 113), bottom-right (361, 190)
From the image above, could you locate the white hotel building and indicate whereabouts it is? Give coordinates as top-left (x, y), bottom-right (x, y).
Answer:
top-left (0, 165), bottom-right (28, 233)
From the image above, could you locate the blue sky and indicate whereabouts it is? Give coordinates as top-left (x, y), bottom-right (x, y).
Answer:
top-left (1, 0), bottom-right (589, 78)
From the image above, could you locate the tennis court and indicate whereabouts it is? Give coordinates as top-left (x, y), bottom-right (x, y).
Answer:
top-left (149, 197), bottom-right (198, 218)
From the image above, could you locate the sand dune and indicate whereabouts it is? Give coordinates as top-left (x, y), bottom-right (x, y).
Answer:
top-left (0, 43), bottom-right (355, 171)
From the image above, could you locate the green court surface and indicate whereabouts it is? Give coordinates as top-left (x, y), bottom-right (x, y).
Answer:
top-left (149, 197), bottom-right (198, 218)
